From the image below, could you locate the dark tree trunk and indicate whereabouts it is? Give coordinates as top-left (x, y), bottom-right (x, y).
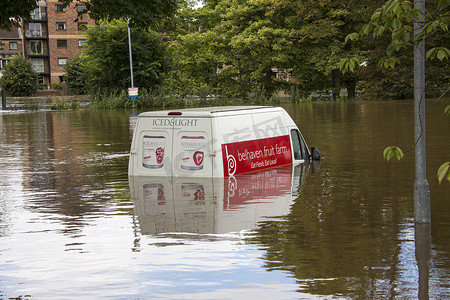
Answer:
top-left (347, 78), bottom-right (356, 99)
top-left (331, 69), bottom-right (340, 100)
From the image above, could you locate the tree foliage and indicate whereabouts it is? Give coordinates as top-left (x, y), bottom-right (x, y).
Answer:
top-left (60, 0), bottom-right (178, 29)
top-left (0, 0), bottom-right (178, 30)
top-left (0, 55), bottom-right (38, 97)
top-left (438, 161), bottom-right (450, 184)
top-left (64, 55), bottom-right (88, 95)
top-left (79, 20), bottom-right (169, 94)
top-left (341, 0), bottom-right (450, 72)
top-left (0, 0), bottom-right (37, 30)
top-left (171, 0), bottom-right (398, 99)
top-left (383, 146), bottom-right (405, 161)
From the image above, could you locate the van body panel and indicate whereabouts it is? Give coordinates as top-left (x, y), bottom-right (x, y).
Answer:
top-left (217, 115), bottom-right (256, 144)
top-left (221, 135), bottom-right (292, 176)
top-left (129, 106), bottom-right (311, 178)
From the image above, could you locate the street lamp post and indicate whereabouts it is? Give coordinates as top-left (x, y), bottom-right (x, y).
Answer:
top-left (127, 18), bottom-right (134, 88)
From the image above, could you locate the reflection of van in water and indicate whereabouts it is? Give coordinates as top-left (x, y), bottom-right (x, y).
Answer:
top-left (129, 106), bottom-right (320, 177)
top-left (129, 164), bottom-right (308, 234)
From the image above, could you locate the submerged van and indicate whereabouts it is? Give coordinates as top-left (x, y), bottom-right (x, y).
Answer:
top-left (129, 106), bottom-right (320, 177)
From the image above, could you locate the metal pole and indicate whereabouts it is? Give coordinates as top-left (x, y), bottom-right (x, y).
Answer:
top-left (127, 18), bottom-right (134, 88)
top-left (413, 0), bottom-right (430, 223)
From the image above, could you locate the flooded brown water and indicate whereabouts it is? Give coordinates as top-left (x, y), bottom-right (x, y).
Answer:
top-left (1, 100), bottom-right (449, 299)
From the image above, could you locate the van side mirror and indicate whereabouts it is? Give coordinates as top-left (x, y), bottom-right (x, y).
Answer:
top-left (310, 147), bottom-right (321, 161)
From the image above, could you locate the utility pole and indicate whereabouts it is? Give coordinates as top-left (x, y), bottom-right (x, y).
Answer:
top-left (413, 0), bottom-right (430, 223)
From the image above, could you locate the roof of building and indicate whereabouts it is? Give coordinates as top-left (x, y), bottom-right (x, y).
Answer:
top-left (0, 28), bottom-right (22, 39)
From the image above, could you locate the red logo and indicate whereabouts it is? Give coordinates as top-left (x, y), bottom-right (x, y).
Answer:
top-left (193, 151), bottom-right (204, 166)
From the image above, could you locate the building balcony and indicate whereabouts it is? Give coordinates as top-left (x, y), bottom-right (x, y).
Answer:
top-left (25, 30), bottom-right (47, 39)
top-left (32, 65), bottom-right (45, 73)
top-left (30, 13), bottom-right (47, 21)
top-left (31, 60), bottom-right (49, 74)
top-left (26, 49), bottom-right (49, 57)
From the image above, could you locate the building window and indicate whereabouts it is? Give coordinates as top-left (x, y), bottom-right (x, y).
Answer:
top-left (58, 58), bottom-right (68, 65)
top-left (78, 40), bottom-right (86, 47)
top-left (59, 76), bottom-right (66, 83)
top-left (78, 22), bottom-right (88, 30)
top-left (31, 58), bottom-right (44, 73)
top-left (0, 59), bottom-right (8, 69)
top-left (56, 22), bottom-right (66, 30)
top-left (76, 5), bottom-right (87, 12)
top-left (37, 76), bottom-right (44, 86)
top-left (57, 40), bottom-right (67, 47)
top-left (30, 40), bottom-right (43, 55)
top-left (9, 42), bottom-right (18, 50)
top-left (55, 4), bottom-right (65, 12)
top-left (29, 23), bottom-right (42, 37)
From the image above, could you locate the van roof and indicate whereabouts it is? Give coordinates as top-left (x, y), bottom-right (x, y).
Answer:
top-left (138, 106), bottom-right (283, 118)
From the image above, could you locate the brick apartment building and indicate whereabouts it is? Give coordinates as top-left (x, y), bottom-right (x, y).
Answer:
top-left (0, 28), bottom-right (23, 70)
top-left (0, 0), bottom-right (95, 87)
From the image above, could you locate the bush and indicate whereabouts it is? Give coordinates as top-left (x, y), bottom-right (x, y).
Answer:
top-left (83, 20), bottom-right (169, 95)
top-left (52, 83), bottom-right (63, 90)
top-left (50, 98), bottom-right (81, 110)
top-left (0, 55), bottom-right (39, 96)
top-left (64, 55), bottom-right (88, 95)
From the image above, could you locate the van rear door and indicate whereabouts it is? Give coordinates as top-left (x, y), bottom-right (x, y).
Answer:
top-left (136, 116), bottom-right (214, 177)
top-left (171, 117), bottom-right (214, 177)
top-left (137, 116), bottom-right (175, 177)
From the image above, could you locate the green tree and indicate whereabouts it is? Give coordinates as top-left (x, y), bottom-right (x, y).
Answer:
top-left (173, 0), bottom-right (302, 98)
top-left (0, 0), bottom-right (37, 30)
top-left (268, 0), bottom-right (390, 99)
top-left (64, 55), bottom-right (88, 95)
top-left (175, 0), bottom-right (387, 100)
top-left (60, 0), bottom-right (178, 29)
top-left (167, 30), bottom-right (224, 97)
top-left (341, 0), bottom-right (449, 99)
top-left (82, 20), bottom-right (169, 94)
top-left (0, 55), bottom-right (39, 96)
top-left (341, 0), bottom-right (449, 69)
top-left (1, 0), bottom-right (178, 30)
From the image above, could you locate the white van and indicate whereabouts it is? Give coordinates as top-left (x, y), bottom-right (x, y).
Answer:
top-left (128, 106), bottom-right (320, 177)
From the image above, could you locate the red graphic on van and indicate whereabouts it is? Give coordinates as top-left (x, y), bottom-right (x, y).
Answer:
top-left (156, 147), bottom-right (165, 164)
top-left (221, 135), bottom-right (292, 177)
top-left (193, 151), bottom-right (204, 166)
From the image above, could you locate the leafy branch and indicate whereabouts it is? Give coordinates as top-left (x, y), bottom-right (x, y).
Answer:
top-left (438, 162), bottom-right (450, 184)
top-left (340, 0), bottom-right (450, 74)
top-left (383, 146), bottom-right (405, 161)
